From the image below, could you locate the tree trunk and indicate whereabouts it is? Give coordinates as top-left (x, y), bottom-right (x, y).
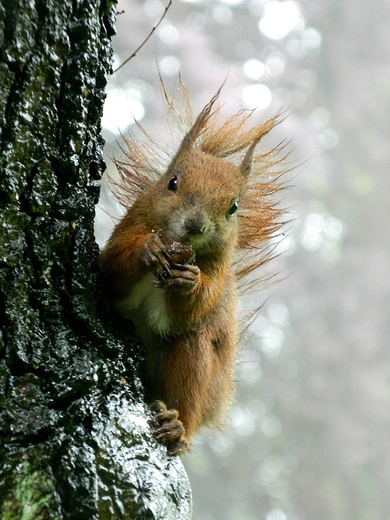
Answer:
top-left (0, 1), bottom-right (192, 518)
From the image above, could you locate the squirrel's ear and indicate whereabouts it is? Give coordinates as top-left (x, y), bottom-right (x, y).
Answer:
top-left (166, 85), bottom-right (223, 173)
top-left (180, 85), bottom-right (223, 152)
top-left (241, 137), bottom-right (261, 177)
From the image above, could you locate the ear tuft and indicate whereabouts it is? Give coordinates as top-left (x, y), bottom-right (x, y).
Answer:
top-left (173, 84), bottom-right (224, 158)
top-left (240, 136), bottom-right (262, 177)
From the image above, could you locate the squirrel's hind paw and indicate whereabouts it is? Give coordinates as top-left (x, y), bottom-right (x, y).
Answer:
top-left (149, 400), bottom-right (190, 456)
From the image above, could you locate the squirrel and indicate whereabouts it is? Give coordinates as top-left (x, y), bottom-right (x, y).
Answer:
top-left (99, 80), bottom-right (286, 455)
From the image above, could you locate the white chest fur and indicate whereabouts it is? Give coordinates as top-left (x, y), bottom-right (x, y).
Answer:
top-left (114, 273), bottom-right (170, 335)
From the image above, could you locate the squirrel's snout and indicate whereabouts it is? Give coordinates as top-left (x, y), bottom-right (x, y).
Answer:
top-left (184, 213), bottom-right (205, 235)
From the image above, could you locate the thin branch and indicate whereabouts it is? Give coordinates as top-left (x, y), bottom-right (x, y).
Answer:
top-left (113, 0), bottom-right (173, 74)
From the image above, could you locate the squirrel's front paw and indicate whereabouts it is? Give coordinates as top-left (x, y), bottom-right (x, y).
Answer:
top-left (141, 233), bottom-right (196, 284)
top-left (149, 400), bottom-right (190, 456)
top-left (153, 263), bottom-right (200, 290)
top-left (141, 233), bottom-right (172, 279)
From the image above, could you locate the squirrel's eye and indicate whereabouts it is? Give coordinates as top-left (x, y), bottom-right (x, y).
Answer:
top-left (168, 176), bottom-right (178, 192)
top-left (227, 201), bottom-right (238, 217)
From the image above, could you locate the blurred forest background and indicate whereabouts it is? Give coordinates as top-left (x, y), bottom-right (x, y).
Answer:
top-left (95, 0), bottom-right (390, 518)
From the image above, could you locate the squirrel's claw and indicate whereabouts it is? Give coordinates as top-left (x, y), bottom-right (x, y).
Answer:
top-left (149, 400), bottom-right (190, 456)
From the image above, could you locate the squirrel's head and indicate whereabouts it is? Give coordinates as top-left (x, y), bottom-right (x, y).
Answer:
top-left (152, 148), bottom-right (246, 256)
top-left (146, 87), bottom-right (269, 257)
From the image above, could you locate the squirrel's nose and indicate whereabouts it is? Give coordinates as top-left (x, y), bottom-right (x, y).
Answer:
top-left (185, 213), bottom-right (205, 235)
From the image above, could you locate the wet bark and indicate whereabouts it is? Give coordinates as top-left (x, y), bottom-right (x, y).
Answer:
top-left (0, 1), bottom-right (192, 518)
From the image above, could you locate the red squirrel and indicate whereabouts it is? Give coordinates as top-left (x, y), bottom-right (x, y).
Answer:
top-left (99, 81), bottom-right (286, 455)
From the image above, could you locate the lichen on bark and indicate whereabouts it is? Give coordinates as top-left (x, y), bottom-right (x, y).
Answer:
top-left (0, 1), bottom-right (192, 518)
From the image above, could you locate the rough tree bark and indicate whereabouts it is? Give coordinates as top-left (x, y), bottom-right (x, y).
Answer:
top-left (0, 1), bottom-right (192, 518)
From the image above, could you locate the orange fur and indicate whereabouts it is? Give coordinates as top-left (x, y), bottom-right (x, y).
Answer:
top-left (99, 80), bottom-right (287, 454)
